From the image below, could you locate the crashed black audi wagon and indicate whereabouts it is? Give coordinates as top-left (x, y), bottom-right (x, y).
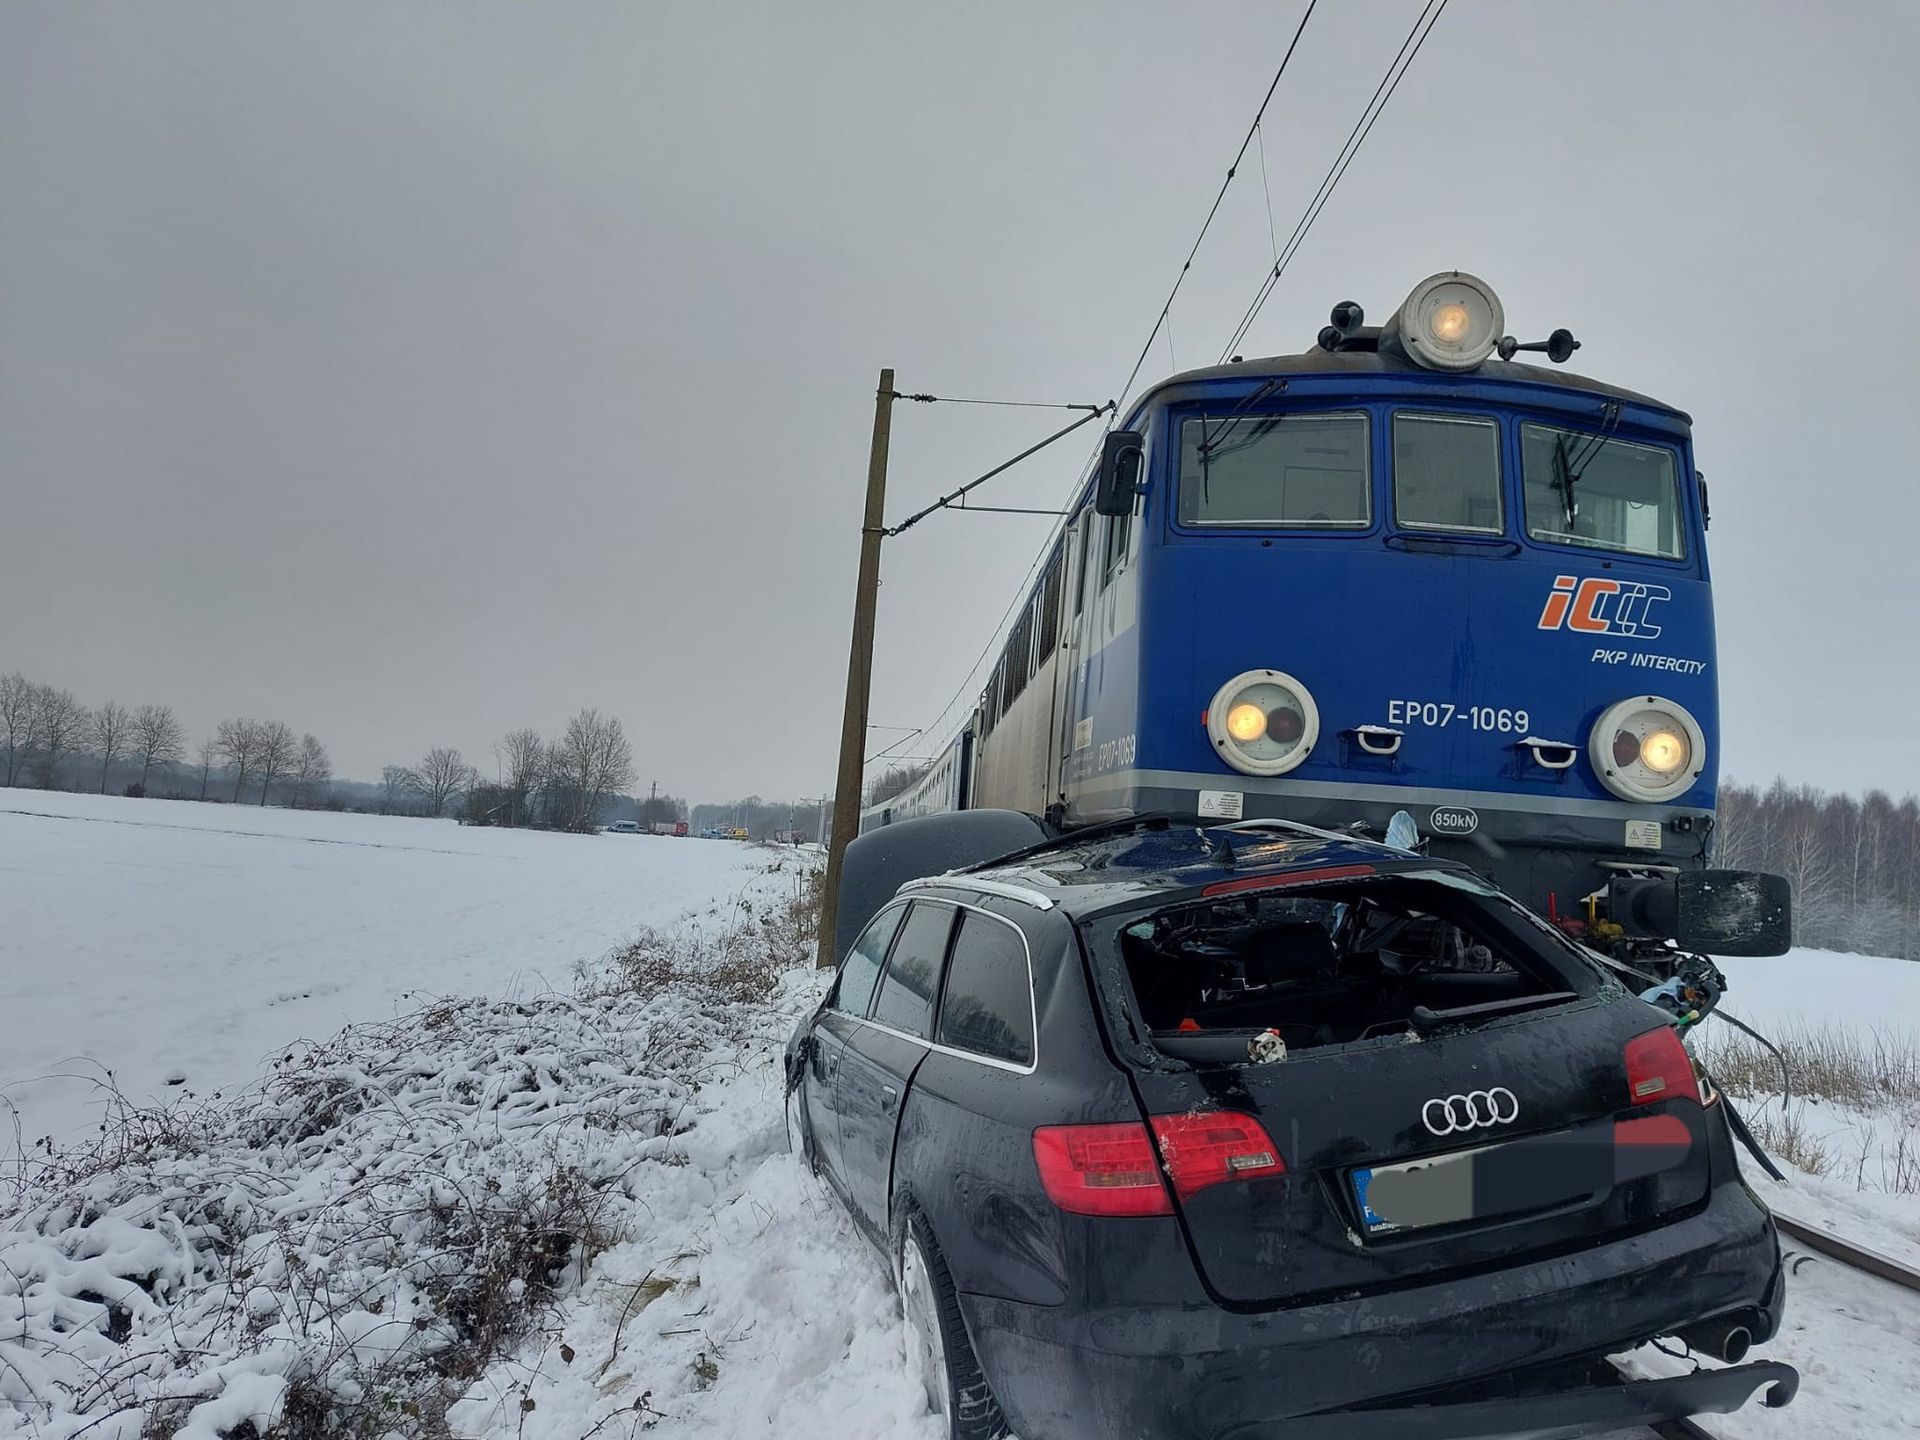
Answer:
top-left (785, 814), bottom-right (1796, 1439)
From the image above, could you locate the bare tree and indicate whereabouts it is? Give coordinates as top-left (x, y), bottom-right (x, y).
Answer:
top-left (196, 736), bottom-right (218, 800)
top-left (292, 733), bottom-right (332, 808)
top-left (550, 709), bottom-right (635, 830)
top-left (88, 700), bottom-right (131, 793)
top-left (217, 718), bottom-right (260, 802)
top-left (253, 720), bottom-right (296, 805)
top-left (416, 746), bottom-right (476, 818)
top-left (30, 684), bottom-right (87, 790)
top-left (497, 727), bottom-right (544, 827)
top-left (381, 764), bottom-right (421, 815)
top-left (130, 704), bottom-right (187, 793)
top-left (0, 672), bottom-right (35, 787)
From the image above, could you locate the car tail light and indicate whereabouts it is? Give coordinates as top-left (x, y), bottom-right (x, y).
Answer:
top-left (1201, 865), bottom-right (1373, 897)
top-left (1623, 1026), bottom-right (1701, 1107)
top-left (1150, 1112), bottom-right (1286, 1201)
top-left (1614, 1113), bottom-right (1693, 1148)
top-left (1032, 1123), bottom-right (1173, 1217)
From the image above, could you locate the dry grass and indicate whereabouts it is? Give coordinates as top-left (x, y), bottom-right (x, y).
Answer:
top-left (590, 857), bottom-right (822, 1006)
top-left (1697, 1015), bottom-right (1920, 1194)
top-left (5, 857), bottom-right (825, 1439)
top-left (1696, 1018), bottom-right (1920, 1109)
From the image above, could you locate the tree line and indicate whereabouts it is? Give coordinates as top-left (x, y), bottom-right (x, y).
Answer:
top-left (1715, 780), bottom-right (1920, 960)
top-left (0, 673), bottom-right (658, 830)
top-left (1, 673), bottom-right (331, 807)
top-left (378, 711), bottom-right (645, 831)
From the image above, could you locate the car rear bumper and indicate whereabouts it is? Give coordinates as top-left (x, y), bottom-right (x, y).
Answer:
top-left (960, 1178), bottom-right (1785, 1440)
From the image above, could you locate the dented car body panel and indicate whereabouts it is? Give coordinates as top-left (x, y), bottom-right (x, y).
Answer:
top-left (785, 824), bottom-right (1786, 1439)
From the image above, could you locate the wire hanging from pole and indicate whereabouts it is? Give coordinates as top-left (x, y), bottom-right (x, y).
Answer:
top-left (880, 403), bottom-right (1113, 537)
top-left (1111, 0), bottom-right (1320, 416)
top-left (1218, 0), bottom-right (1451, 364)
top-left (889, 392), bottom-right (1108, 412)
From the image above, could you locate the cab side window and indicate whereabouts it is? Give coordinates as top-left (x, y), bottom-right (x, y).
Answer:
top-left (871, 901), bottom-right (956, 1039)
top-left (829, 904), bottom-right (904, 1017)
top-left (937, 912), bottom-right (1035, 1066)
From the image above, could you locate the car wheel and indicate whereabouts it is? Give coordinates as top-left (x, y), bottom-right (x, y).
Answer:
top-left (898, 1211), bottom-right (1008, 1440)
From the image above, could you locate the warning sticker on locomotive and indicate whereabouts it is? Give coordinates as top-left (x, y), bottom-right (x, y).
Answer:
top-left (1198, 789), bottom-right (1244, 820)
top-left (1624, 820), bottom-right (1663, 850)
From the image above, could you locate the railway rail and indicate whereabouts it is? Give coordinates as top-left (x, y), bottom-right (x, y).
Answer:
top-left (1622, 1205), bottom-right (1920, 1439)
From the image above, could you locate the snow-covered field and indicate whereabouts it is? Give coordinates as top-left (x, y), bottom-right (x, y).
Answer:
top-left (0, 793), bottom-right (768, 1156)
top-left (3, 793), bottom-right (1918, 1440)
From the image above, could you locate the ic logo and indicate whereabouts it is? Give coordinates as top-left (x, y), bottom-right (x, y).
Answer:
top-left (1429, 806), bottom-right (1479, 836)
top-left (1421, 1088), bottom-right (1519, 1136)
top-left (1537, 576), bottom-right (1671, 640)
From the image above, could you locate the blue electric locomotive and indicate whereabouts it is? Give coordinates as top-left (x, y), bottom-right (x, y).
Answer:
top-left (866, 273), bottom-right (1721, 933)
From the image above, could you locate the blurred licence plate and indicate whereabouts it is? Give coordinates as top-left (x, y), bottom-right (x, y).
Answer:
top-left (1350, 1142), bottom-right (1495, 1235)
top-left (1352, 1127), bottom-right (1616, 1234)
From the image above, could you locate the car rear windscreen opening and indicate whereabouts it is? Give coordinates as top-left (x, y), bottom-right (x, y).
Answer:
top-left (1113, 875), bottom-right (1586, 1060)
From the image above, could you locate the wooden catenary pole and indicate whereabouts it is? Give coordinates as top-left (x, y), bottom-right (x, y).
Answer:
top-left (815, 369), bottom-right (895, 966)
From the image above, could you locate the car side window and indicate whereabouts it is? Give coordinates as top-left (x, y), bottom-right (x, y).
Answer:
top-left (830, 904), bottom-right (904, 1017)
top-left (937, 911), bottom-right (1035, 1066)
top-left (870, 901), bottom-right (955, 1039)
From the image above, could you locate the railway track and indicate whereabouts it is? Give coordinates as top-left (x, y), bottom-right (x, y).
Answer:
top-left (1622, 1206), bottom-right (1920, 1439)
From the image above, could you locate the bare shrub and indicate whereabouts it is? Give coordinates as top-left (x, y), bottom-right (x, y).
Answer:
top-left (1741, 1104), bottom-right (1836, 1177)
top-left (1697, 1017), bottom-right (1920, 1109)
top-left (592, 858), bottom-right (823, 1005)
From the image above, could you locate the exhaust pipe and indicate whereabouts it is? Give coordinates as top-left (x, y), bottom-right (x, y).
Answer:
top-left (1678, 1314), bottom-right (1754, 1364)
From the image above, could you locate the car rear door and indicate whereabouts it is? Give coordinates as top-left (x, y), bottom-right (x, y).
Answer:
top-left (809, 902), bottom-right (905, 1202)
top-left (1097, 899), bottom-right (1713, 1306)
top-left (835, 899), bottom-right (957, 1237)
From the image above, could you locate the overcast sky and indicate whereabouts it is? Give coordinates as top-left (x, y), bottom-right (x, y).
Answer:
top-left (3, 1), bottom-right (1916, 804)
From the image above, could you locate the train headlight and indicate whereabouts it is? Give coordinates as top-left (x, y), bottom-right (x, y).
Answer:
top-left (1590, 696), bottom-right (1707, 803)
top-left (1396, 272), bottom-right (1504, 372)
top-left (1208, 670), bottom-right (1320, 777)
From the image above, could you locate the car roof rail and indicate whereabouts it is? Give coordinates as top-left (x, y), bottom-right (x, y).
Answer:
top-left (953, 812), bottom-right (1176, 874)
top-left (900, 874), bottom-right (1057, 911)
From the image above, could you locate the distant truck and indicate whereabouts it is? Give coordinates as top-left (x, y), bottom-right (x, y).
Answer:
top-left (648, 821), bottom-right (689, 837)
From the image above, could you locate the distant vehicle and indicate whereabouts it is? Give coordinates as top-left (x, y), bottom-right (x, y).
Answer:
top-left (788, 814), bottom-right (1796, 1440)
top-left (647, 821), bottom-right (688, 837)
top-left (604, 820), bottom-right (641, 834)
top-left (727, 826), bottom-right (750, 841)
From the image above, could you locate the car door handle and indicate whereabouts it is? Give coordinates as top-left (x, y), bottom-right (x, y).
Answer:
top-left (881, 1084), bottom-right (898, 1110)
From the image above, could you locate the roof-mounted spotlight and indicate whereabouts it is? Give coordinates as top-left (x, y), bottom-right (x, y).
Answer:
top-left (1497, 328), bottom-right (1582, 365)
top-left (1384, 271), bottom-right (1504, 372)
top-left (1317, 300), bottom-right (1368, 353)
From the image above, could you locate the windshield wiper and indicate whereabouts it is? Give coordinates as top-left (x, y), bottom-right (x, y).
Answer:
top-left (1552, 435), bottom-right (1580, 529)
top-left (1197, 380), bottom-right (1283, 501)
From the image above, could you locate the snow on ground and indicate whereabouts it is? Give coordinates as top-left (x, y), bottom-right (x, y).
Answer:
top-left (446, 969), bottom-right (942, 1440)
top-left (1711, 946), bottom-right (1920, 1037)
top-left (0, 792), bottom-right (767, 1155)
top-left (6, 800), bottom-right (1920, 1440)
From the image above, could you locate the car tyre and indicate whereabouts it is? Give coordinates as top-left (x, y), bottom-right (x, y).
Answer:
top-left (898, 1210), bottom-right (1008, 1440)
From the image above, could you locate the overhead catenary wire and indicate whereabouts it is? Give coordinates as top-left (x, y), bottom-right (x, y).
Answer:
top-left (1111, 0), bottom-right (1320, 417)
top-left (890, 392), bottom-right (1108, 412)
top-left (864, 4), bottom-right (1330, 787)
top-left (879, 403), bottom-right (1113, 537)
top-left (1218, 0), bottom-right (1452, 364)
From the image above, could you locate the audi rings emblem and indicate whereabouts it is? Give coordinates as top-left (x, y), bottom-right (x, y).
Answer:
top-left (1421, 1088), bottom-right (1519, 1136)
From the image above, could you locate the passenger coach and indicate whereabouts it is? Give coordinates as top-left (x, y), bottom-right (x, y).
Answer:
top-left (868, 274), bottom-right (1720, 929)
